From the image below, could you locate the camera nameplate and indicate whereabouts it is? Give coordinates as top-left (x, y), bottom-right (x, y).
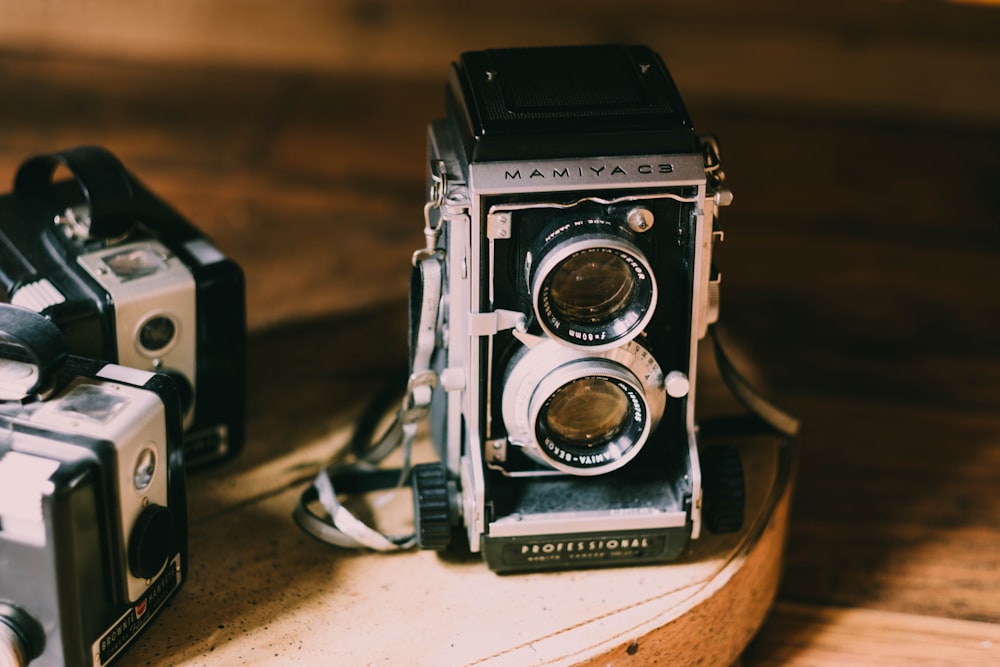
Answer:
top-left (469, 154), bottom-right (707, 194)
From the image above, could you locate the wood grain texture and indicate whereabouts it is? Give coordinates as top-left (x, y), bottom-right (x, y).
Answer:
top-left (2, 1), bottom-right (1000, 124)
top-left (745, 601), bottom-right (1000, 666)
top-left (1, 2), bottom-right (999, 664)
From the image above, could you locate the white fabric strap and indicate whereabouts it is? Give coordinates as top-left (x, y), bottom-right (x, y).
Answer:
top-left (294, 254), bottom-right (443, 551)
top-left (313, 470), bottom-right (408, 551)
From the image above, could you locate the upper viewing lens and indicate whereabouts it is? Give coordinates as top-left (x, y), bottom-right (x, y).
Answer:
top-left (548, 250), bottom-right (636, 326)
top-left (531, 225), bottom-right (657, 350)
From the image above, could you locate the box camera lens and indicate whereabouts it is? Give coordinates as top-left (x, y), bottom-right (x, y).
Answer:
top-left (137, 315), bottom-right (177, 353)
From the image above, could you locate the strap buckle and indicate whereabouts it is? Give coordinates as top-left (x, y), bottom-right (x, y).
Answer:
top-left (413, 160), bottom-right (448, 265)
top-left (401, 369), bottom-right (437, 424)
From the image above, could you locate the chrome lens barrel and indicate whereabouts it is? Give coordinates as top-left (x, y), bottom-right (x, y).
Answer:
top-left (502, 338), bottom-right (665, 475)
top-left (530, 224), bottom-right (656, 352)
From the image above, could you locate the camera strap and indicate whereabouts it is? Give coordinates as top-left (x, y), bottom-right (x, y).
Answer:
top-left (14, 146), bottom-right (136, 241)
top-left (293, 253), bottom-right (443, 551)
top-left (0, 305), bottom-right (69, 402)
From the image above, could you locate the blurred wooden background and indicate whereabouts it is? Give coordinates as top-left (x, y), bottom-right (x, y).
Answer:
top-left (1, 1), bottom-right (1000, 665)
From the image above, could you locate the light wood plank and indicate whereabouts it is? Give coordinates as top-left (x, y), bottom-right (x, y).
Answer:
top-left (746, 602), bottom-right (1000, 666)
top-left (0, 2), bottom-right (999, 123)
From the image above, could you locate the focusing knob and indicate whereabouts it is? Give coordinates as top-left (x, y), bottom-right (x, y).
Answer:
top-left (411, 463), bottom-right (453, 551)
top-left (701, 445), bottom-right (745, 534)
top-left (128, 504), bottom-right (174, 580)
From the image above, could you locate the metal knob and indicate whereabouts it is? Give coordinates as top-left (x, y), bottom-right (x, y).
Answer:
top-left (665, 371), bottom-right (690, 398)
top-left (713, 189), bottom-right (734, 207)
top-left (626, 207), bottom-right (654, 233)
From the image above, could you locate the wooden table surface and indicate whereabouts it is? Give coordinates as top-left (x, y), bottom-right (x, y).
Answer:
top-left (1, 3), bottom-right (1000, 664)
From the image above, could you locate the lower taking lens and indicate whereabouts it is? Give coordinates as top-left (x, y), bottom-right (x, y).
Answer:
top-left (542, 377), bottom-right (630, 449)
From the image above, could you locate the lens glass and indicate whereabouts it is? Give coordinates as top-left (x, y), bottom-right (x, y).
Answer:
top-left (138, 316), bottom-right (176, 352)
top-left (549, 250), bottom-right (635, 326)
top-left (543, 377), bottom-right (630, 450)
top-left (133, 447), bottom-right (157, 491)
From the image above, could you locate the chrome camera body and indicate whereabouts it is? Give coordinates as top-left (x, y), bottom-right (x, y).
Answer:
top-left (0, 305), bottom-right (187, 667)
top-left (412, 46), bottom-right (731, 572)
top-left (0, 147), bottom-right (246, 468)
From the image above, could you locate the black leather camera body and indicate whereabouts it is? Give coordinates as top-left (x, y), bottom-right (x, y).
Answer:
top-left (410, 45), bottom-right (735, 572)
top-left (0, 146), bottom-right (245, 467)
top-left (0, 305), bottom-right (187, 666)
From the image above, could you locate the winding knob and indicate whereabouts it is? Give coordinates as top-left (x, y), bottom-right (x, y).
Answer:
top-left (128, 504), bottom-right (173, 580)
top-left (411, 463), bottom-right (453, 551)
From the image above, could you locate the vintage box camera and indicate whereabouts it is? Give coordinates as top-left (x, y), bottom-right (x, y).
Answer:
top-left (0, 146), bottom-right (246, 468)
top-left (409, 45), bottom-right (736, 572)
top-left (0, 305), bottom-right (187, 666)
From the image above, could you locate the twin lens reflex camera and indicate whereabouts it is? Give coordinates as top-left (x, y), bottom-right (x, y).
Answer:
top-left (0, 305), bottom-right (187, 667)
top-left (0, 146), bottom-right (246, 468)
top-left (408, 45), bottom-right (742, 573)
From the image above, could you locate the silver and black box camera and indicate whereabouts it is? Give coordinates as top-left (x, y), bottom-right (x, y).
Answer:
top-left (0, 305), bottom-right (187, 666)
top-left (410, 45), bottom-right (735, 572)
top-left (0, 146), bottom-right (246, 468)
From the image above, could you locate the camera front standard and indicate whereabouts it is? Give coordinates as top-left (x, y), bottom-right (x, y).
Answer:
top-left (408, 45), bottom-right (735, 572)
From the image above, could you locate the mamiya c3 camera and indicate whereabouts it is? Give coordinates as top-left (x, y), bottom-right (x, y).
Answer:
top-left (409, 45), bottom-right (738, 572)
top-left (0, 146), bottom-right (246, 468)
top-left (0, 305), bottom-right (187, 667)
